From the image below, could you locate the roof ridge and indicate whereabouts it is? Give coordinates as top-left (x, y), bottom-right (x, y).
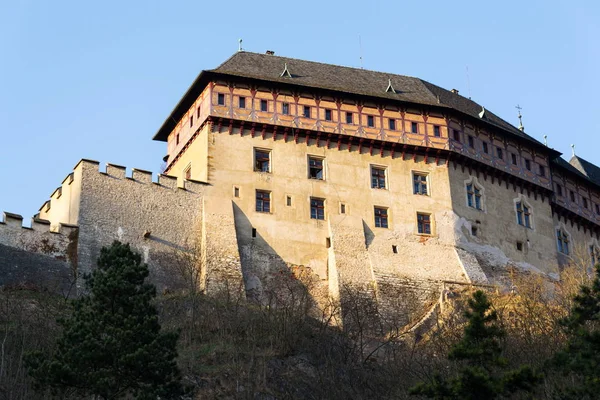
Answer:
top-left (213, 51), bottom-right (421, 80)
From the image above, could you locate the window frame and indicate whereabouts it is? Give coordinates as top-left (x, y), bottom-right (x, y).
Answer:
top-left (310, 197), bottom-right (325, 220)
top-left (556, 228), bottom-right (570, 255)
top-left (496, 147), bottom-right (503, 160)
top-left (260, 99), bottom-right (268, 112)
top-left (468, 136), bottom-right (474, 148)
top-left (411, 122), bottom-right (418, 134)
top-left (466, 180), bottom-right (484, 211)
top-left (516, 200), bottom-right (532, 229)
top-left (413, 172), bottom-right (429, 196)
top-left (217, 93), bottom-right (225, 106)
top-left (254, 148), bottom-right (272, 173)
top-left (239, 96), bottom-right (246, 109)
top-left (324, 109), bottom-right (332, 121)
top-left (433, 125), bottom-right (441, 137)
top-left (389, 118), bottom-right (396, 131)
top-left (417, 212), bottom-right (432, 235)
top-left (370, 165), bottom-right (388, 189)
top-left (374, 207), bottom-right (389, 228)
top-left (308, 155), bottom-right (325, 180)
top-left (367, 115), bottom-right (375, 127)
top-left (303, 105), bottom-right (311, 118)
top-left (255, 190), bottom-right (271, 213)
top-left (282, 102), bottom-right (290, 115)
top-left (346, 112), bottom-right (353, 124)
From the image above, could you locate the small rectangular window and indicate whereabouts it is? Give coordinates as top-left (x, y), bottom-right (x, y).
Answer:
top-left (511, 153), bottom-right (518, 165)
top-left (190, 115), bottom-right (194, 127)
top-left (310, 197), bottom-right (325, 220)
top-left (417, 213), bottom-right (431, 235)
top-left (483, 142), bottom-right (489, 154)
top-left (326, 237), bottom-right (331, 248)
top-left (371, 166), bottom-right (387, 189)
top-left (234, 187), bottom-right (240, 198)
top-left (303, 106), bottom-right (311, 118)
top-left (516, 241), bottom-right (523, 251)
top-left (525, 159), bottom-right (531, 171)
top-left (471, 226), bottom-right (478, 236)
top-left (557, 230), bottom-right (570, 255)
top-left (260, 99), bottom-right (268, 112)
top-left (374, 207), bottom-right (389, 228)
top-left (346, 112), bottom-right (353, 124)
top-left (496, 148), bottom-right (503, 160)
top-left (596, 203), bottom-right (600, 214)
top-left (466, 183), bottom-right (483, 210)
top-left (308, 156), bottom-right (324, 180)
top-left (556, 184), bottom-right (563, 197)
top-left (252, 228), bottom-right (257, 238)
top-left (389, 119), bottom-right (396, 130)
top-left (453, 129), bottom-right (460, 142)
top-left (176, 133), bottom-right (179, 145)
top-left (413, 173), bottom-right (428, 195)
top-left (539, 165), bottom-right (546, 177)
top-left (239, 97), bottom-right (246, 109)
top-left (255, 190), bottom-right (271, 213)
top-left (286, 196), bottom-right (292, 207)
top-left (254, 149), bottom-right (271, 172)
top-left (197, 106), bottom-right (201, 118)
top-left (411, 122), bottom-right (418, 134)
top-left (583, 197), bottom-right (589, 209)
top-left (217, 93), bottom-right (225, 105)
top-left (433, 125), bottom-right (441, 137)
top-left (570, 190), bottom-right (576, 203)
top-left (516, 202), bottom-right (532, 228)
top-left (367, 115), bottom-right (375, 127)
top-left (392, 245), bottom-right (398, 254)
top-left (340, 203), bottom-right (346, 214)
top-left (282, 102), bottom-right (290, 115)
top-left (325, 109), bottom-right (332, 121)
top-left (468, 136), bottom-right (474, 148)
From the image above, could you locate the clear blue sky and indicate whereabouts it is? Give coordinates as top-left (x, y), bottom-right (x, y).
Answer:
top-left (1, 0), bottom-right (599, 222)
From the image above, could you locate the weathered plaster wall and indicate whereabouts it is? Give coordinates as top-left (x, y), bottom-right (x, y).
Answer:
top-left (448, 166), bottom-right (559, 284)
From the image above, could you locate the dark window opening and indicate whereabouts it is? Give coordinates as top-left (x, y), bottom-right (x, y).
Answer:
top-left (340, 203), bottom-right (346, 214)
top-left (516, 202), bottom-right (532, 228)
top-left (371, 166), bottom-right (387, 189)
top-left (346, 112), bottom-right (353, 124)
top-left (310, 198), bottom-right (325, 220)
top-left (374, 207), bottom-right (389, 228)
top-left (217, 93), bottom-right (225, 105)
top-left (539, 165), bottom-right (546, 177)
top-left (325, 109), bottom-right (332, 121)
top-left (556, 184), bottom-right (563, 197)
top-left (308, 157), bottom-right (324, 180)
top-left (525, 159), bottom-right (531, 171)
top-left (453, 129), bottom-right (460, 142)
top-left (417, 213), bottom-right (431, 235)
top-left (197, 106), bottom-right (201, 118)
top-left (468, 136), bottom-right (474, 148)
top-left (583, 197), bottom-right (589, 209)
top-left (326, 237), bottom-right (331, 248)
top-left (516, 241), bottom-right (523, 251)
top-left (511, 153), bottom-right (518, 165)
top-left (483, 142), bottom-right (489, 154)
top-left (433, 125), bottom-right (441, 137)
top-left (282, 102), bottom-right (290, 115)
top-left (389, 119), bottom-right (396, 130)
top-left (392, 245), bottom-right (398, 254)
top-left (234, 187), bottom-right (240, 198)
top-left (239, 97), bottom-right (246, 109)
top-left (260, 99), bottom-right (268, 112)
top-left (254, 149), bottom-right (271, 172)
top-left (303, 106), bottom-right (311, 118)
top-left (190, 115), bottom-right (194, 127)
top-left (411, 122), bottom-right (418, 134)
top-left (496, 148), bottom-right (503, 160)
top-left (176, 133), bottom-right (179, 145)
top-left (570, 190), bottom-right (576, 203)
top-left (252, 228), bottom-right (257, 238)
top-left (471, 226), bottom-right (478, 236)
top-left (286, 196), bottom-right (292, 206)
top-left (367, 115), bottom-right (375, 127)
top-left (596, 204), bottom-right (600, 214)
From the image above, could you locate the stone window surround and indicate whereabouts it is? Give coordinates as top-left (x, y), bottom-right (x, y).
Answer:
top-left (555, 222), bottom-right (571, 256)
top-left (464, 176), bottom-right (486, 213)
top-left (514, 194), bottom-right (534, 230)
top-left (412, 170), bottom-right (430, 196)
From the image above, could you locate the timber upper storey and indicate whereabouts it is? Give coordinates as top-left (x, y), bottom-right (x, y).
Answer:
top-left (153, 51), bottom-right (600, 229)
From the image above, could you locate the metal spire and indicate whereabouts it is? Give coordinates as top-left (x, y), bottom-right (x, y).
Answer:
top-left (543, 135), bottom-right (548, 146)
top-left (516, 105), bottom-right (524, 131)
top-left (571, 144), bottom-right (576, 157)
top-left (238, 39), bottom-right (243, 52)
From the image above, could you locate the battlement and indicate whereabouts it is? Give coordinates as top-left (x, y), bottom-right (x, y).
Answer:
top-left (0, 212), bottom-right (78, 236)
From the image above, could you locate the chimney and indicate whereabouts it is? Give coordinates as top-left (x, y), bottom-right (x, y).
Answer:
top-left (266, 50), bottom-right (275, 55)
top-left (451, 89), bottom-right (459, 94)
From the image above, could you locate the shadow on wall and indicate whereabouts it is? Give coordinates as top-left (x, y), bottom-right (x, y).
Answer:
top-left (232, 203), bottom-right (322, 309)
top-left (362, 220), bottom-right (375, 248)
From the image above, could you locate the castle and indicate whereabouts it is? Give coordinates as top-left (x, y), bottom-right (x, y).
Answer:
top-left (2, 51), bottom-right (600, 321)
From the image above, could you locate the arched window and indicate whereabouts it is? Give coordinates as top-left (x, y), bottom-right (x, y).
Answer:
top-left (556, 229), bottom-right (570, 255)
top-left (465, 178), bottom-right (484, 211)
top-left (516, 201), bottom-right (532, 228)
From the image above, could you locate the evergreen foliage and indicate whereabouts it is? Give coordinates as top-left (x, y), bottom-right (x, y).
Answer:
top-left (553, 265), bottom-right (600, 399)
top-left (410, 290), bottom-right (539, 399)
top-left (26, 241), bottom-right (184, 400)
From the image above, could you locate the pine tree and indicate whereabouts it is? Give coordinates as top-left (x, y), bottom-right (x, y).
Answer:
top-left (26, 241), bottom-right (185, 400)
top-left (410, 290), bottom-right (539, 399)
top-left (553, 265), bottom-right (600, 399)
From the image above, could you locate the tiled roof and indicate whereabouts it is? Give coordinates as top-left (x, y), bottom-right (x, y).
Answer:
top-left (153, 51), bottom-right (546, 148)
top-left (569, 156), bottom-right (600, 187)
top-left (212, 52), bottom-right (544, 146)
